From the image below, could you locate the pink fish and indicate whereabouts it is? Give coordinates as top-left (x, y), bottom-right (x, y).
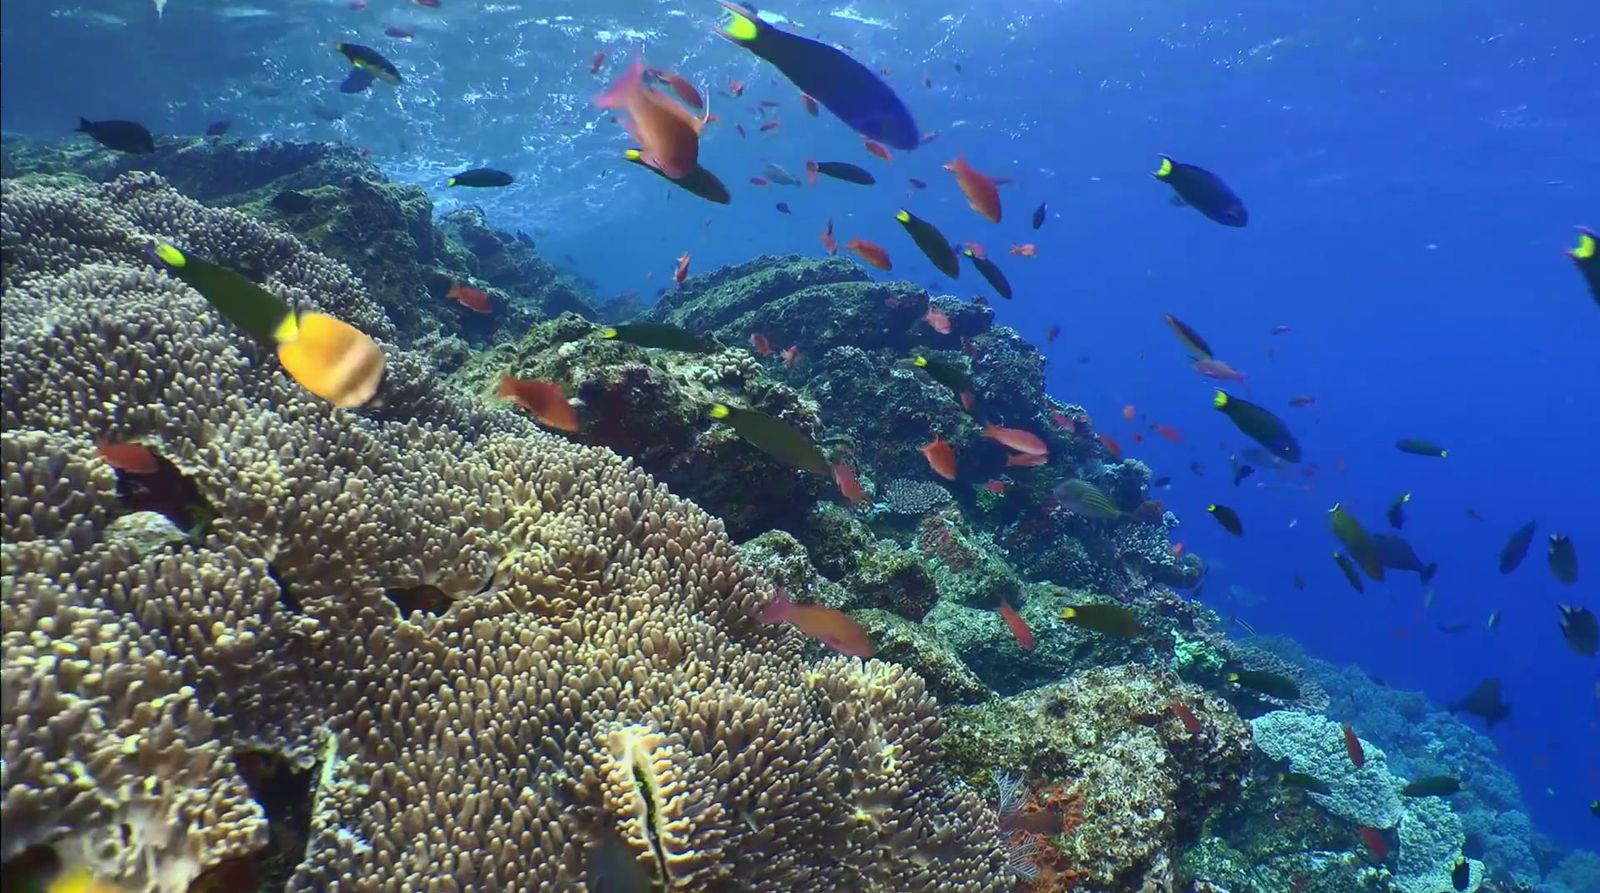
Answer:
top-left (1193, 358), bottom-right (1246, 383)
top-left (759, 588), bottom-right (874, 657)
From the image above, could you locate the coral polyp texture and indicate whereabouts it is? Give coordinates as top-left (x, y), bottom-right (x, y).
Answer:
top-left (0, 174), bottom-right (1006, 891)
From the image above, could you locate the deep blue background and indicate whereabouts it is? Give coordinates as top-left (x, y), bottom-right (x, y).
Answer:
top-left (4, 0), bottom-right (1596, 848)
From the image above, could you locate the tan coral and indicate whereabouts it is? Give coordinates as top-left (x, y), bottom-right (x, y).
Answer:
top-left (2, 173), bottom-right (1006, 893)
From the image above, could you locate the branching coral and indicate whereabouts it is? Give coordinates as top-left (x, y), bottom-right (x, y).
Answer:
top-left (1, 173), bottom-right (1007, 892)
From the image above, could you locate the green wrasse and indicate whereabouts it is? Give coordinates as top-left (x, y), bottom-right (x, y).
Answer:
top-left (895, 209), bottom-right (959, 279)
top-left (1329, 503), bottom-right (1385, 581)
top-left (1401, 776), bottom-right (1462, 797)
top-left (1214, 391), bottom-right (1301, 462)
top-left (708, 403), bottom-right (830, 476)
top-left (1395, 438), bottom-right (1447, 458)
top-left (1227, 668), bottom-right (1301, 700)
top-left (1278, 772), bottom-right (1332, 795)
top-left (600, 323), bottom-right (720, 353)
top-left (1060, 603), bottom-right (1142, 636)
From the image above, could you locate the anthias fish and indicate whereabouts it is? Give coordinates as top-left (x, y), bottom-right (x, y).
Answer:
top-left (153, 244), bottom-right (384, 407)
top-left (759, 587), bottom-right (873, 657)
top-left (497, 375), bottom-right (580, 432)
top-left (598, 57), bottom-right (704, 180)
top-left (716, 1), bottom-right (919, 150)
top-left (945, 154), bottom-right (1001, 223)
top-left (1154, 155), bottom-right (1247, 227)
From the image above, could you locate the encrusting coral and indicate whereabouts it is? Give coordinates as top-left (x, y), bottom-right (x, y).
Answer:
top-left (0, 173), bottom-right (1007, 891)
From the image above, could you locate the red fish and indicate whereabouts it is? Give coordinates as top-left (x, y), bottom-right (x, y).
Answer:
top-left (985, 423), bottom-right (1047, 456)
top-left (1170, 700), bottom-right (1202, 734)
top-left (1193, 358), bottom-right (1246, 383)
top-left (804, 159), bottom-right (819, 185)
top-left (1006, 452), bottom-right (1048, 468)
top-left (749, 176), bottom-right (769, 186)
top-left (1122, 404), bottom-right (1136, 422)
top-left (847, 238), bottom-right (892, 271)
top-left (1097, 433), bottom-right (1123, 460)
top-left (759, 587), bottom-right (874, 657)
top-left (819, 218), bottom-right (837, 255)
top-left (782, 346), bottom-right (801, 369)
top-left (1343, 723), bottom-right (1365, 769)
top-left (983, 479), bottom-right (1009, 493)
top-left (963, 241), bottom-right (987, 260)
top-left (1358, 827), bottom-right (1388, 863)
top-left (447, 280), bottom-right (492, 313)
top-left (863, 138), bottom-right (892, 161)
top-left (648, 68), bottom-right (704, 110)
top-left (590, 50), bottom-right (607, 74)
top-left (959, 392), bottom-right (976, 412)
top-left (945, 154), bottom-right (1001, 223)
top-left (832, 463), bottom-right (868, 507)
top-left (1045, 324), bottom-right (1060, 343)
top-left (97, 439), bottom-right (159, 474)
top-left (674, 251), bottom-right (691, 284)
top-left (922, 435), bottom-right (957, 480)
top-left (728, 78), bottom-right (746, 97)
top-left (595, 57), bottom-right (703, 180)
top-left (1009, 243), bottom-right (1037, 257)
top-left (1171, 542), bottom-right (1186, 557)
top-left (998, 599), bottom-right (1035, 651)
top-left (1152, 423), bottom-right (1181, 443)
top-left (1050, 410), bottom-right (1078, 434)
top-left (497, 375), bottom-right (580, 432)
top-left (923, 305), bottom-right (951, 334)
top-left (1131, 432), bottom-right (1145, 444)
top-left (1289, 394), bottom-right (1316, 407)
top-left (760, 119), bottom-right (780, 132)
top-left (749, 332), bottom-right (773, 357)
top-left (801, 94), bottom-right (819, 116)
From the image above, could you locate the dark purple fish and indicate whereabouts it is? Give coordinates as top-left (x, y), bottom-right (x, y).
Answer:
top-left (908, 177), bottom-right (927, 190)
top-left (775, 202), bottom-right (791, 214)
top-left (1031, 201), bottom-right (1046, 229)
top-left (205, 119), bottom-right (232, 137)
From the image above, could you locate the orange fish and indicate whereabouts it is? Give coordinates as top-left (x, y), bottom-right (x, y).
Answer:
top-left (1045, 324), bottom-right (1060, 343)
top-left (1171, 542), bottom-right (1186, 558)
top-left (984, 423), bottom-right (1047, 456)
top-left (674, 251), bottom-right (691, 284)
top-left (782, 345), bottom-right (801, 369)
top-left (863, 138), bottom-right (893, 161)
top-left (1050, 410), bottom-right (1078, 435)
top-left (96, 439), bottom-right (159, 474)
top-left (760, 119), bottom-right (780, 132)
top-left (832, 463), bottom-right (868, 507)
top-left (590, 50), bottom-right (606, 74)
top-left (820, 217), bottom-right (837, 255)
top-left (497, 374), bottom-right (580, 433)
top-left (1122, 404), bottom-right (1136, 422)
top-left (1170, 700), bottom-right (1202, 734)
top-left (1152, 423), bottom-right (1181, 443)
top-left (1358, 827), bottom-right (1388, 863)
top-left (801, 94), bottom-right (819, 116)
top-left (759, 587), bottom-right (873, 657)
top-left (944, 154), bottom-right (1001, 223)
top-left (595, 57), bottom-right (703, 179)
top-left (805, 158), bottom-right (819, 185)
top-left (1006, 452), bottom-right (1048, 468)
top-left (1343, 723), bottom-right (1365, 769)
top-left (1010, 243), bottom-right (1037, 257)
top-left (983, 479), bottom-right (1009, 493)
top-left (749, 332), bottom-right (773, 356)
top-left (847, 238), bottom-right (892, 271)
top-left (921, 434), bottom-right (957, 480)
top-left (1131, 432), bottom-right (1145, 444)
top-left (447, 280), bottom-right (492, 313)
top-left (728, 78), bottom-right (746, 97)
top-left (1097, 433), bottom-right (1123, 460)
top-left (959, 391), bottom-right (976, 412)
top-left (998, 599), bottom-right (1034, 651)
top-left (648, 68), bottom-right (704, 110)
top-left (923, 305), bottom-right (951, 334)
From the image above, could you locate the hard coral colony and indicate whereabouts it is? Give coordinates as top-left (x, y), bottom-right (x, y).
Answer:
top-left (1, 1), bottom-right (1595, 893)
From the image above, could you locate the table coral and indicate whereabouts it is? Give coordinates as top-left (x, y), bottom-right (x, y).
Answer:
top-left (0, 173), bottom-right (1007, 892)
top-left (1249, 710), bottom-right (1404, 829)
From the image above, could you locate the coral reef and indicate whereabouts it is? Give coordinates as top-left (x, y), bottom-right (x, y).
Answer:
top-left (1250, 710), bottom-right (1404, 829)
top-left (0, 172), bottom-right (1005, 891)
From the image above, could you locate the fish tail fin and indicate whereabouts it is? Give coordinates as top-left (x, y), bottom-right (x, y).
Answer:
top-left (77, 117), bottom-right (91, 133)
top-left (1421, 563), bottom-right (1439, 585)
top-left (758, 587), bottom-right (792, 624)
top-left (594, 57), bottom-right (646, 110)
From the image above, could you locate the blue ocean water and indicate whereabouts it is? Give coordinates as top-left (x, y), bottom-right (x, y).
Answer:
top-left (3, 0), bottom-right (1595, 853)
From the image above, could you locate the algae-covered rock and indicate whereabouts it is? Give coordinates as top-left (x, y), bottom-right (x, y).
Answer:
top-left (942, 664), bottom-right (1252, 892)
top-left (855, 610), bottom-right (990, 705)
